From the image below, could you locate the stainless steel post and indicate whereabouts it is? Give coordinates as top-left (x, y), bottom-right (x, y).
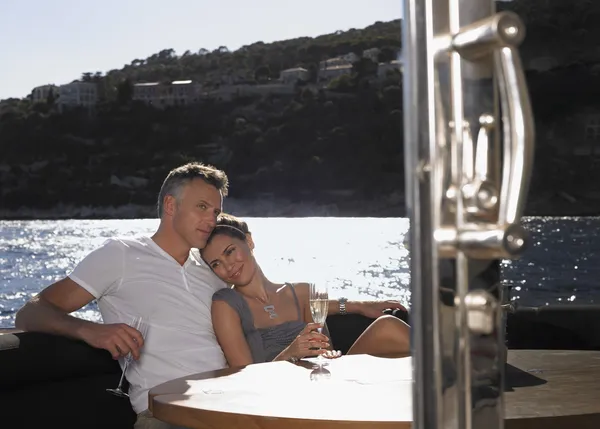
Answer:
top-left (402, 1), bottom-right (535, 428)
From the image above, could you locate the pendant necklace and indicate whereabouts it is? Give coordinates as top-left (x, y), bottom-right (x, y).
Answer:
top-left (255, 291), bottom-right (278, 319)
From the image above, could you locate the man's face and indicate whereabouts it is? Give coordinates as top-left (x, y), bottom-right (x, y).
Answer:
top-left (170, 179), bottom-right (223, 249)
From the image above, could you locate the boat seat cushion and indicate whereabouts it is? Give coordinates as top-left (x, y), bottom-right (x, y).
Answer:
top-left (0, 331), bottom-right (122, 391)
top-left (0, 331), bottom-right (136, 429)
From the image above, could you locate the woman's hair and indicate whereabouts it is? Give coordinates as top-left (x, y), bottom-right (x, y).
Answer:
top-left (216, 213), bottom-right (250, 234)
top-left (205, 213), bottom-right (250, 246)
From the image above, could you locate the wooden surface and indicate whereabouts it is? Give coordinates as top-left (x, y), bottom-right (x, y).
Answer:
top-left (149, 350), bottom-right (600, 429)
top-left (150, 354), bottom-right (411, 429)
top-left (504, 350), bottom-right (600, 429)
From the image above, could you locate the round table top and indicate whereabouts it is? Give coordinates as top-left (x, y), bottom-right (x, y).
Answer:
top-left (149, 350), bottom-right (600, 429)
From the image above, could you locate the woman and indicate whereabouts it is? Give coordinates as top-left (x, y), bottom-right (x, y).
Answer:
top-left (201, 214), bottom-right (411, 367)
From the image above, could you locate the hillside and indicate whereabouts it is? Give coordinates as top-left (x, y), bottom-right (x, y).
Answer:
top-left (0, 20), bottom-right (406, 218)
top-left (88, 20), bottom-right (402, 100)
top-left (2, 0), bottom-right (600, 218)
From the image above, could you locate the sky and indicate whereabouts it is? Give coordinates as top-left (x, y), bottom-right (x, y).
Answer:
top-left (0, 0), bottom-right (402, 100)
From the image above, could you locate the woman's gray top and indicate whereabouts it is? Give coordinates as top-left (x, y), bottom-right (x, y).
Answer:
top-left (212, 284), bottom-right (307, 363)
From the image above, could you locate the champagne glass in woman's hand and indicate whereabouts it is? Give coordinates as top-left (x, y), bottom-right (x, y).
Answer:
top-left (283, 323), bottom-right (330, 362)
top-left (106, 316), bottom-right (149, 398)
top-left (309, 282), bottom-right (329, 365)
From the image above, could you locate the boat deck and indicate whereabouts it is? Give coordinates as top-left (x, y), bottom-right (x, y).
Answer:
top-left (505, 349), bottom-right (600, 428)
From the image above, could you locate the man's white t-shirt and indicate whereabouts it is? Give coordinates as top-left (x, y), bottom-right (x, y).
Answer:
top-left (68, 236), bottom-right (227, 414)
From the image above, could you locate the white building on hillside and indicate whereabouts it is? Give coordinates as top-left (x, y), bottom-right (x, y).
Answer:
top-left (58, 82), bottom-right (97, 108)
top-left (319, 52), bottom-right (359, 70)
top-left (31, 84), bottom-right (59, 103)
top-left (133, 82), bottom-right (160, 103)
top-left (377, 60), bottom-right (403, 78)
top-left (133, 80), bottom-right (201, 107)
top-left (362, 48), bottom-right (381, 62)
top-left (318, 64), bottom-right (353, 82)
top-left (279, 67), bottom-right (309, 85)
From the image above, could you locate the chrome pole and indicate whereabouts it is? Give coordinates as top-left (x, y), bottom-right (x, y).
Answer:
top-left (402, 1), bottom-right (535, 429)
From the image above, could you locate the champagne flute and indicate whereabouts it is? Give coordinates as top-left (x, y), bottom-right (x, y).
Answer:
top-left (310, 365), bottom-right (332, 382)
top-left (106, 316), bottom-right (149, 398)
top-left (309, 282), bottom-right (329, 365)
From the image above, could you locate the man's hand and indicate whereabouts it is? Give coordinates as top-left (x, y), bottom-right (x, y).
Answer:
top-left (79, 322), bottom-right (145, 360)
top-left (349, 300), bottom-right (407, 319)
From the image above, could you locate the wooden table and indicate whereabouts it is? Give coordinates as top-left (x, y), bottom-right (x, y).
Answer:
top-left (149, 350), bottom-right (600, 429)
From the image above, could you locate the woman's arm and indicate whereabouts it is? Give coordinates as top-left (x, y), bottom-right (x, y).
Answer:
top-left (211, 300), bottom-right (255, 367)
top-left (295, 282), bottom-right (406, 319)
top-left (293, 282), bottom-right (354, 317)
top-left (295, 282), bottom-right (345, 321)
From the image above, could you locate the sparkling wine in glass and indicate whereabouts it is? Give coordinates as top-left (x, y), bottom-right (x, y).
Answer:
top-left (106, 316), bottom-right (149, 398)
top-left (309, 282), bottom-right (329, 365)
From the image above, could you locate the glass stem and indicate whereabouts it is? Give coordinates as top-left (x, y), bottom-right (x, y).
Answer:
top-left (117, 359), bottom-right (130, 389)
top-left (316, 326), bottom-right (325, 364)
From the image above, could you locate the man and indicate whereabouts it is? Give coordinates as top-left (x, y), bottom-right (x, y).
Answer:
top-left (15, 162), bottom-right (403, 429)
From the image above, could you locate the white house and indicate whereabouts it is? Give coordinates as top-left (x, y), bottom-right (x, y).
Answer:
top-left (362, 48), bottom-right (381, 62)
top-left (340, 52), bottom-right (359, 64)
top-left (279, 67), bottom-right (309, 85)
top-left (319, 52), bottom-right (359, 70)
top-left (318, 64), bottom-right (353, 82)
top-left (31, 84), bottom-right (58, 103)
top-left (377, 60), bottom-right (403, 79)
top-left (58, 82), bottom-right (97, 108)
top-left (132, 82), bottom-right (160, 103)
top-left (133, 80), bottom-right (201, 107)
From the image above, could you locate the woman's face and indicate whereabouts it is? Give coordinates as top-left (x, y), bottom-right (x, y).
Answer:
top-left (201, 233), bottom-right (257, 286)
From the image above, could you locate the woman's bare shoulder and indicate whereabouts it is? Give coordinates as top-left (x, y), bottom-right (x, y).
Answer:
top-left (290, 282), bottom-right (310, 297)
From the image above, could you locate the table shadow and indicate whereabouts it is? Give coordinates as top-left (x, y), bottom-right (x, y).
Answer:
top-left (504, 363), bottom-right (547, 392)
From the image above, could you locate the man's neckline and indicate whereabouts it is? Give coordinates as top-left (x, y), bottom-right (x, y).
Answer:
top-left (143, 236), bottom-right (197, 267)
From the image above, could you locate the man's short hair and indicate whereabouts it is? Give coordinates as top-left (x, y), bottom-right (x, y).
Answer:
top-left (157, 162), bottom-right (229, 217)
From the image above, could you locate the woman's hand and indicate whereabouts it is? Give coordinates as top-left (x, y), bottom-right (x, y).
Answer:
top-left (282, 323), bottom-right (330, 360)
top-left (350, 300), bottom-right (407, 319)
top-left (321, 349), bottom-right (342, 359)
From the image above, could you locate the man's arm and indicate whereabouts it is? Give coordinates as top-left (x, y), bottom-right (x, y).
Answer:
top-left (15, 279), bottom-right (143, 360)
top-left (15, 277), bottom-right (96, 337)
top-left (21, 238), bottom-right (145, 358)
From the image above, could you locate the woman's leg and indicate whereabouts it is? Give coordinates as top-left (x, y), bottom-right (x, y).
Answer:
top-left (347, 315), bottom-right (411, 357)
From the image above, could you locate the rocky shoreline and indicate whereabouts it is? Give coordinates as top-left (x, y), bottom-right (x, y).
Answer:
top-left (0, 196), bottom-right (406, 220)
top-left (1, 194), bottom-right (600, 220)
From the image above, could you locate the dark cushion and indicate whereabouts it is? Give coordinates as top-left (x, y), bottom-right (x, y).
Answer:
top-left (326, 308), bottom-right (409, 355)
top-left (0, 372), bottom-right (136, 429)
top-left (507, 305), bottom-right (600, 350)
top-left (0, 331), bottom-right (123, 391)
top-left (0, 331), bottom-right (136, 429)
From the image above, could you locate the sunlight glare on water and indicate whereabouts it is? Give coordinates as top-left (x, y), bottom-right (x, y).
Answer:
top-left (2, 216), bottom-right (599, 328)
top-left (0, 218), bottom-right (411, 327)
